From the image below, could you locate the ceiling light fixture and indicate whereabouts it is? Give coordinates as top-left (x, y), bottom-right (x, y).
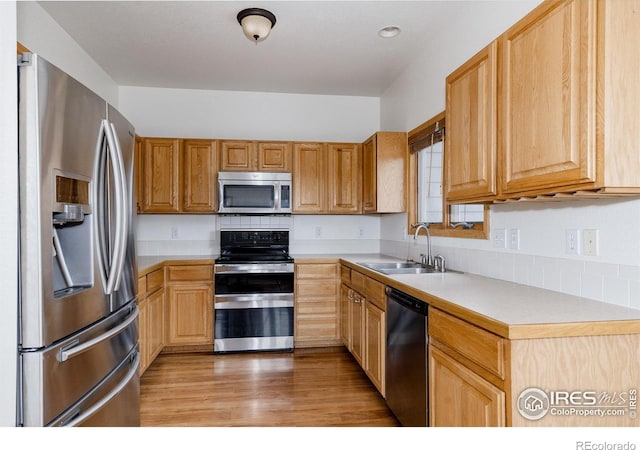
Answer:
top-left (378, 26), bottom-right (401, 39)
top-left (237, 8), bottom-right (277, 44)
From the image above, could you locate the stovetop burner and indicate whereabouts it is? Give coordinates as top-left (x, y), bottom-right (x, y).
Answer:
top-left (216, 229), bottom-right (293, 264)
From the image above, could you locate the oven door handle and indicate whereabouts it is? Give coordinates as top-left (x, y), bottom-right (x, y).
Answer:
top-left (214, 293), bottom-right (294, 309)
top-left (214, 263), bottom-right (294, 274)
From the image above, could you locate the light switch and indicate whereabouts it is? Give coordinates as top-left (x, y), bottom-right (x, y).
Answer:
top-left (583, 229), bottom-right (599, 256)
top-left (492, 228), bottom-right (506, 249)
top-left (508, 228), bottom-right (520, 250)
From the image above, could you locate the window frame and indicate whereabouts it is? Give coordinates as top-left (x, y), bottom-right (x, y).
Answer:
top-left (407, 111), bottom-right (489, 239)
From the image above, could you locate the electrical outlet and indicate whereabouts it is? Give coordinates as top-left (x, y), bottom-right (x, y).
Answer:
top-left (171, 227), bottom-right (179, 240)
top-left (492, 228), bottom-right (506, 249)
top-left (358, 227), bottom-right (366, 238)
top-left (508, 228), bottom-right (520, 250)
top-left (583, 229), bottom-right (599, 256)
top-left (314, 226), bottom-right (322, 238)
top-left (565, 229), bottom-right (579, 255)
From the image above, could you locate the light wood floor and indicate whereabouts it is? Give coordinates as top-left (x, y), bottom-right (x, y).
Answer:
top-left (140, 347), bottom-right (399, 427)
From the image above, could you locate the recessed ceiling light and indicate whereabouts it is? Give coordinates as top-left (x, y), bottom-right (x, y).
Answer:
top-left (378, 26), bottom-right (401, 38)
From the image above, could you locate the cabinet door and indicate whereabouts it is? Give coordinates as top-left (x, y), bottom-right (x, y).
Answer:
top-left (365, 302), bottom-right (385, 396)
top-left (500, 0), bottom-right (596, 194)
top-left (166, 283), bottom-right (213, 345)
top-left (445, 41), bottom-right (498, 202)
top-left (328, 143), bottom-right (361, 214)
top-left (141, 138), bottom-right (181, 213)
top-left (339, 285), bottom-right (351, 348)
top-left (293, 142), bottom-right (327, 213)
top-left (183, 140), bottom-right (217, 213)
top-left (220, 140), bottom-right (256, 171)
top-left (147, 288), bottom-right (165, 363)
top-left (294, 263), bottom-right (339, 347)
top-left (429, 345), bottom-right (505, 427)
top-left (350, 292), bottom-right (365, 366)
top-left (257, 142), bottom-right (291, 172)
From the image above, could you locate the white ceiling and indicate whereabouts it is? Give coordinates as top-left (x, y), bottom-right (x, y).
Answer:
top-left (39, 1), bottom-right (481, 97)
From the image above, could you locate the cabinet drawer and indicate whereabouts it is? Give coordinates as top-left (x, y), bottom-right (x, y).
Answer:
top-left (296, 263), bottom-right (338, 279)
top-left (296, 279), bottom-right (338, 298)
top-left (167, 265), bottom-right (213, 283)
top-left (364, 277), bottom-right (385, 310)
top-left (350, 270), bottom-right (366, 293)
top-left (340, 266), bottom-right (351, 284)
top-left (429, 308), bottom-right (505, 380)
top-left (146, 269), bottom-right (164, 293)
top-left (138, 276), bottom-right (147, 298)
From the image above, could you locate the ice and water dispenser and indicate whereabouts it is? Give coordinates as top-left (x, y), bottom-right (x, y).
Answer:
top-left (51, 173), bottom-right (93, 297)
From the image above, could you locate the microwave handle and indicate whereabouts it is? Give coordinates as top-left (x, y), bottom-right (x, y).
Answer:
top-left (274, 181), bottom-right (280, 211)
top-left (218, 179), bottom-right (224, 212)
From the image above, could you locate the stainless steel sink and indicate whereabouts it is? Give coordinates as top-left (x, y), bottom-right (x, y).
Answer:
top-left (357, 261), bottom-right (442, 275)
top-left (357, 262), bottom-right (423, 270)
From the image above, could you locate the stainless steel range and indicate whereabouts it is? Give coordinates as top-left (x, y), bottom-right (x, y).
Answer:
top-left (214, 230), bottom-right (294, 353)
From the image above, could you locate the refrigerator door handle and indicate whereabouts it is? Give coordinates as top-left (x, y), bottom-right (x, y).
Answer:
top-left (99, 119), bottom-right (126, 295)
top-left (58, 306), bottom-right (138, 362)
top-left (59, 351), bottom-right (140, 427)
top-left (94, 119), bottom-right (110, 293)
top-left (107, 121), bottom-right (128, 292)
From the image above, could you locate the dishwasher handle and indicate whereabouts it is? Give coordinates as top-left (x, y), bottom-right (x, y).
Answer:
top-left (386, 287), bottom-right (428, 316)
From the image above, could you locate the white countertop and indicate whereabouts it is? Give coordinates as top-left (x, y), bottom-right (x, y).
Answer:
top-left (338, 255), bottom-right (640, 339)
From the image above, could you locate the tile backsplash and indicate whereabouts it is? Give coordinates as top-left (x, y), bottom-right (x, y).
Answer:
top-left (381, 239), bottom-right (640, 310)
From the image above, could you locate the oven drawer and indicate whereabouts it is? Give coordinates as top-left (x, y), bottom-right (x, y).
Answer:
top-left (214, 270), bottom-right (294, 296)
top-left (214, 293), bottom-right (294, 309)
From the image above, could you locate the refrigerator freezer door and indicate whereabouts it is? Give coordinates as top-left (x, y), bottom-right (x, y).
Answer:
top-left (21, 304), bottom-right (138, 426)
top-left (49, 347), bottom-right (140, 427)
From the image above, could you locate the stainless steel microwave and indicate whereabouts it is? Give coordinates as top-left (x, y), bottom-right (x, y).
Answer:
top-left (218, 172), bottom-right (292, 214)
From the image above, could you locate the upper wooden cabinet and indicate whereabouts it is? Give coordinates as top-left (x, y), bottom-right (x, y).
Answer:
top-left (445, 0), bottom-right (640, 202)
top-left (183, 140), bottom-right (218, 212)
top-left (500, 0), bottom-right (595, 195)
top-left (219, 140), bottom-right (291, 172)
top-left (293, 142), bottom-right (362, 214)
top-left (293, 142), bottom-right (327, 213)
top-left (362, 132), bottom-right (407, 213)
top-left (328, 143), bottom-right (361, 214)
top-left (140, 138), bottom-right (182, 213)
top-left (138, 138), bottom-right (217, 214)
top-left (445, 41), bottom-right (498, 203)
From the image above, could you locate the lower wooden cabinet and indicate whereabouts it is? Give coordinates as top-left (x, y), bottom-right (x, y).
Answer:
top-left (146, 288), bottom-right (165, 362)
top-left (340, 265), bottom-right (386, 397)
top-left (138, 267), bottom-right (165, 375)
top-left (294, 262), bottom-right (341, 348)
top-left (428, 307), bottom-right (506, 426)
top-left (165, 265), bottom-right (214, 348)
top-left (429, 345), bottom-right (505, 426)
top-left (364, 301), bottom-right (385, 396)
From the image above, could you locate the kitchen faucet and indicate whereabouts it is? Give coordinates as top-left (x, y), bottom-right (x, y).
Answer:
top-left (412, 222), bottom-right (433, 267)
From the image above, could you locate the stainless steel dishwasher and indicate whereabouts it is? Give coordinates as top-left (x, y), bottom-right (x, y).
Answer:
top-left (385, 287), bottom-right (428, 427)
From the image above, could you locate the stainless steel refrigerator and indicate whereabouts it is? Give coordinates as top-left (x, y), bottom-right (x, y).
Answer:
top-left (17, 53), bottom-right (139, 427)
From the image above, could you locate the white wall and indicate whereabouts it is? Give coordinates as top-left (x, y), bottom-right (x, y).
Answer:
top-left (379, 0), bottom-right (640, 309)
top-left (17, 2), bottom-right (118, 105)
top-left (118, 86), bottom-right (379, 142)
top-left (120, 85), bottom-right (381, 255)
top-left (1, 1), bottom-right (18, 427)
